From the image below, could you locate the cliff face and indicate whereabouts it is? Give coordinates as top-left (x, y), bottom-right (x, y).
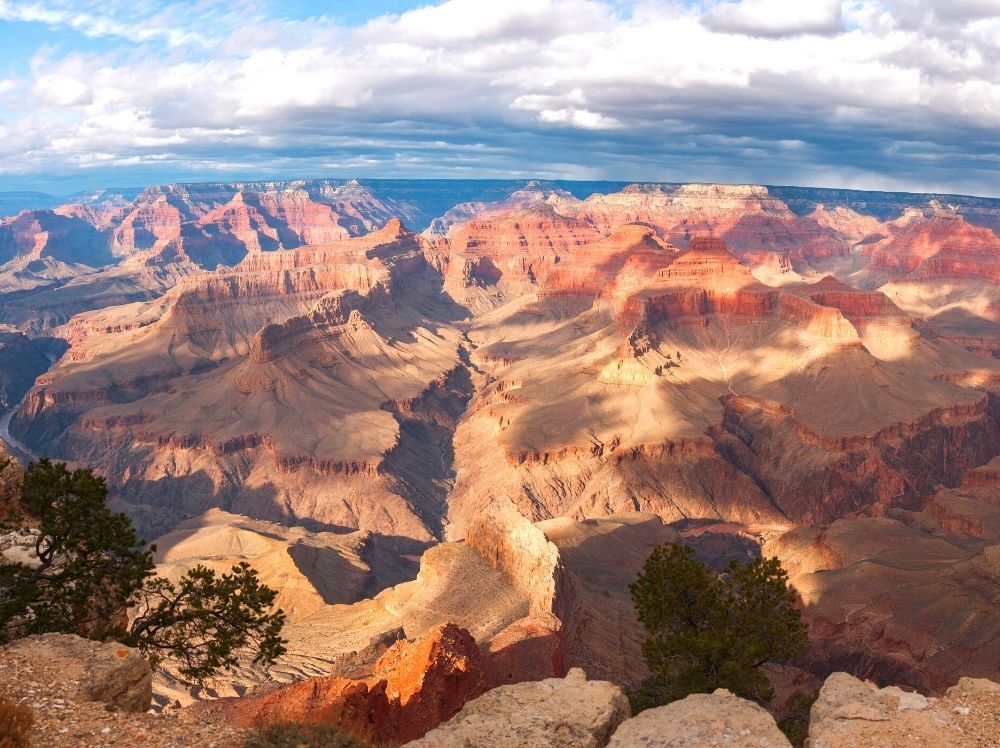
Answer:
top-left (6, 180), bottom-right (999, 706)
top-left (764, 454), bottom-right (1000, 693)
top-left (0, 210), bottom-right (112, 268)
top-left (9, 225), bottom-right (465, 539)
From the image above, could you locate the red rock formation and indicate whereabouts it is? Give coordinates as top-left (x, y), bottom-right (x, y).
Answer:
top-left (9, 183), bottom-right (1000, 552)
top-left (923, 458), bottom-right (1000, 537)
top-left (562, 184), bottom-right (852, 271)
top-left (442, 204), bottom-right (605, 310)
top-left (799, 275), bottom-right (907, 326)
top-left (867, 214), bottom-right (1000, 282)
top-left (200, 622), bottom-right (487, 746)
top-left (104, 181), bottom-right (418, 268)
top-left (111, 190), bottom-right (188, 255)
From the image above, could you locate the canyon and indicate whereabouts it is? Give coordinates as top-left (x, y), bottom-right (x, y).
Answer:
top-left (0, 179), bottom-right (998, 741)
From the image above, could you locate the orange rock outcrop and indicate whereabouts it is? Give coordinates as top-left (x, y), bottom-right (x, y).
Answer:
top-left (201, 622), bottom-right (486, 746)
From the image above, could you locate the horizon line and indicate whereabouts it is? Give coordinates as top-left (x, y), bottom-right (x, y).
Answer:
top-left (1, 178), bottom-right (998, 203)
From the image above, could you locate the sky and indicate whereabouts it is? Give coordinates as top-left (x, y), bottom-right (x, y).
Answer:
top-left (0, 0), bottom-right (997, 196)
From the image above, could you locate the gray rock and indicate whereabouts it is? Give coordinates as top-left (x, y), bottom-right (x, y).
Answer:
top-left (607, 689), bottom-right (792, 747)
top-left (2, 633), bottom-right (152, 713)
top-left (405, 667), bottom-right (629, 748)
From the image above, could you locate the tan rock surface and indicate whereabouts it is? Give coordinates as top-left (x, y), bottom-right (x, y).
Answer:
top-left (607, 689), bottom-right (792, 747)
top-left (806, 672), bottom-right (1000, 747)
top-left (2, 633), bottom-right (153, 714)
top-left (151, 517), bottom-right (529, 707)
top-left (768, 514), bottom-right (1000, 691)
top-left (405, 667), bottom-right (630, 748)
top-left (152, 508), bottom-right (421, 624)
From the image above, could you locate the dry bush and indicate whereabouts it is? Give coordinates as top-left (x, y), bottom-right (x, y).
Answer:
top-left (0, 697), bottom-right (34, 748)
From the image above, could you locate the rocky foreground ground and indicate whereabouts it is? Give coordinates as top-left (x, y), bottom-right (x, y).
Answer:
top-left (0, 634), bottom-right (247, 747)
top-left (2, 633), bottom-right (999, 747)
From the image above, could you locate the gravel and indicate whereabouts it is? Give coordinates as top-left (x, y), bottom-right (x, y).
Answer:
top-left (0, 645), bottom-right (250, 748)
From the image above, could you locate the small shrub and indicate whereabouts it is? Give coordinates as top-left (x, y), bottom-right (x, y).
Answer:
top-left (245, 722), bottom-right (363, 748)
top-left (0, 697), bottom-right (34, 748)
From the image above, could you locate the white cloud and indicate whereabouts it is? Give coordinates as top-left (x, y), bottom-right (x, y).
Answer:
top-left (34, 73), bottom-right (90, 106)
top-left (704, 0), bottom-right (845, 36)
top-left (0, 0), bottom-right (997, 194)
top-left (0, 0), bottom-right (257, 47)
top-left (360, 0), bottom-right (615, 46)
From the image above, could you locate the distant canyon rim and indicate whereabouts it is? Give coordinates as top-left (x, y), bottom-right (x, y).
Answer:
top-left (1, 178), bottom-right (998, 704)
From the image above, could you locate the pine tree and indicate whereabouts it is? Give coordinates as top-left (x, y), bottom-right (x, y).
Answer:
top-left (0, 459), bottom-right (154, 640)
top-left (0, 460), bottom-right (286, 682)
top-left (629, 542), bottom-right (808, 711)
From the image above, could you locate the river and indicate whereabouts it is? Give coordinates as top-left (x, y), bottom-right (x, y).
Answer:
top-left (0, 408), bottom-right (38, 463)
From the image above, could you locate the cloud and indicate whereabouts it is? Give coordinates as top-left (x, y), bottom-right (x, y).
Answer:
top-left (0, 0), bottom-right (997, 195)
top-left (703, 0), bottom-right (845, 37)
top-left (34, 73), bottom-right (90, 106)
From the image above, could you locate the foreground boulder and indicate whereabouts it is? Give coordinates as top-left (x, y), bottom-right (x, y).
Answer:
top-left (0, 633), bottom-right (152, 713)
top-left (372, 621), bottom-right (487, 737)
top-left (201, 622), bottom-right (486, 745)
top-left (406, 667), bottom-right (629, 747)
top-left (607, 689), bottom-right (791, 747)
top-left (806, 672), bottom-right (1000, 747)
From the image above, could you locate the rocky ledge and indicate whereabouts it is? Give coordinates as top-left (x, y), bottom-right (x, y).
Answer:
top-left (3, 633), bottom-right (1000, 747)
top-left (405, 667), bottom-right (1000, 748)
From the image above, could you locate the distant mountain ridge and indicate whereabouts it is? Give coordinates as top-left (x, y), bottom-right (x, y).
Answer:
top-left (4, 180), bottom-right (998, 228)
